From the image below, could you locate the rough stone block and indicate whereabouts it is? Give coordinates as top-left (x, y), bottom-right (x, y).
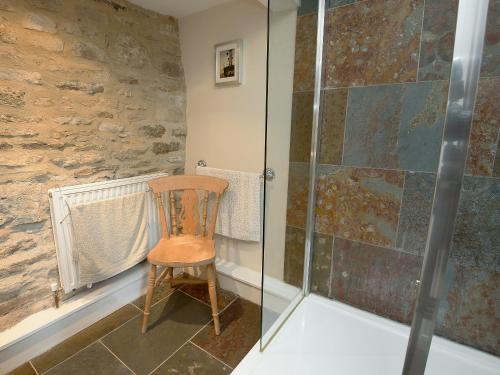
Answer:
top-left (98, 122), bottom-right (124, 133)
top-left (139, 124), bottom-right (166, 138)
top-left (72, 41), bottom-right (107, 62)
top-left (22, 13), bottom-right (56, 33)
top-left (0, 69), bottom-right (42, 85)
top-left (0, 88), bottom-right (25, 107)
top-left (28, 33), bottom-right (64, 52)
top-left (56, 81), bottom-right (104, 95)
top-left (54, 116), bottom-right (92, 125)
top-left (152, 141), bottom-right (180, 154)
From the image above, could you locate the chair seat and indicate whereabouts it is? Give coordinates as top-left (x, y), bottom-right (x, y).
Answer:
top-left (147, 235), bottom-right (216, 267)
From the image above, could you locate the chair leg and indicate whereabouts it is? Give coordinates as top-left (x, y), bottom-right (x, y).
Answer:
top-left (166, 267), bottom-right (173, 287)
top-left (142, 264), bottom-right (157, 333)
top-left (207, 263), bottom-right (220, 335)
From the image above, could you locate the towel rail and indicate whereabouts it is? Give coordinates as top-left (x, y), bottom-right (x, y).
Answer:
top-left (196, 160), bottom-right (274, 181)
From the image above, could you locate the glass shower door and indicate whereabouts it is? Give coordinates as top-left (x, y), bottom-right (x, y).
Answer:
top-left (261, 0), bottom-right (497, 372)
top-left (260, 0), bottom-right (322, 347)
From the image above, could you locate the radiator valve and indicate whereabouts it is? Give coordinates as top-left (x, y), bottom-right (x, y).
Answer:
top-left (51, 282), bottom-right (60, 308)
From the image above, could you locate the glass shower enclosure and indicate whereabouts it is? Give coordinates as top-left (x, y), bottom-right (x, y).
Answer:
top-left (261, 0), bottom-right (498, 373)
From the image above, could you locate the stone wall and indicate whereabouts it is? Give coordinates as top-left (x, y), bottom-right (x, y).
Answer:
top-left (0, 0), bottom-right (186, 330)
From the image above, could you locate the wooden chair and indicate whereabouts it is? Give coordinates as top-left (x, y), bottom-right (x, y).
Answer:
top-left (142, 175), bottom-right (229, 335)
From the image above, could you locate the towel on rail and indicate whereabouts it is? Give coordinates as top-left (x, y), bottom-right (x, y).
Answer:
top-left (68, 191), bottom-right (150, 286)
top-left (196, 166), bottom-right (262, 242)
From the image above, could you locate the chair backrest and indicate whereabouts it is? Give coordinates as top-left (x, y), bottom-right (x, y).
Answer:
top-left (148, 175), bottom-right (229, 240)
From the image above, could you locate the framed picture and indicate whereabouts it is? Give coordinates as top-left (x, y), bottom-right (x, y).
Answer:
top-left (215, 40), bottom-right (243, 85)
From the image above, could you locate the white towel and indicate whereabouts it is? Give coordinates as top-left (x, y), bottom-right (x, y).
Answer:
top-left (196, 166), bottom-right (262, 242)
top-left (68, 192), bottom-right (150, 286)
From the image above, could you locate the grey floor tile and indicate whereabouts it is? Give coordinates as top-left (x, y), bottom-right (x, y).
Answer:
top-left (180, 282), bottom-right (238, 311)
top-left (151, 342), bottom-right (232, 375)
top-left (45, 342), bottom-right (132, 375)
top-left (102, 291), bottom-right (211, 375)
top-left (132, 284), bottom-right (176, 311)
top-left (5, 363), bottom-right (37, 375)
top-left (32, 304), bottom-right (140, 373)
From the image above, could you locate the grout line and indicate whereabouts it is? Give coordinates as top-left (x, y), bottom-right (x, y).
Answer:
top-left (177, 288), bottom-right (212, 307)
top-left (493, 127), bottom-right (500, 174)
top-left (98, 307), bottom-right (144, 342)
top-left (28, 361), bottom-right (39, 375)
top-left (340, 88), bottom-right (350, 165)
top-left (39, 341), bottom-right (99, 375)
top-left (394, 166), bottom-right (408, 250)
top-left (177, 284), bottom-right (240, 315)
top-left (99, 340), bottom-right (137, 375)
top-left (189, 341), bottom-right (234, 370)
top-left (146, 318), bottom-right (215, 375)
top-left (293, 79), bottom-right (449, 95)
top-left (129, 302), bottom-right (144, 313)
top-left (38, 306), bottom-right (142, 374)
top-left (131, 286), bottom-right (178, 313)
top-left (291, 159), bottom-right (440, 176)
top-left (219, 295), bottom-right (240, 315)
top-left (327, 236), bottom-right (336, 299)
top-left (286, 219), bottom-right (423, 256)
top-left (326, 0), bottom-right (371, 12)
top-left (415, 0), bottom-right (427, 82)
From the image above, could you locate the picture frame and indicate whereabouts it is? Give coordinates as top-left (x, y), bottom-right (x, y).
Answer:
top-left (215, 40), bottom-right (243, 86)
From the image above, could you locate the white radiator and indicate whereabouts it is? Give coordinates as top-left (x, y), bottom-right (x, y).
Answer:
top-left (48, 173), bottom-right (168, 294)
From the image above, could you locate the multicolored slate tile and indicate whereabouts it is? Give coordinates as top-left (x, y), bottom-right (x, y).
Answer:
top-left (397, 172), bottom-right (436, 255)
top-left (343, 82), bottom-right (447, 171)
top-left (44, 342), bottom-right (131, 375)
top-left (180, 281), bottom-right (238, 311)
top-left (298, 0), bottom-right (318, 16)
top-left (101, 292), bottom-right (211, 375)
top-left (289, 88), bottom-right (347, 165)
top-left (310, 232), bottom-right (334, 297)
top-left (5, 363), bottom-right (37, 375)
top-left (319, 88), bottom-right (347, 165)
top-left (284, 225), bottom-right (306, 288)
top-left (289, 91), bottom-right (313, 163)
top-left (284, 226), bottom-right (333, 296)
top-left (451, 176), bottom-right (500, 272)
top-left (286, 162), bottom-right (310, 229)
top-left (481, 0), bottom-right (500, 77)
top-left (191, 298), bottom-right (260, 368)
top-left (330, 238), bottom-right (422, 324)
top-left (465, 77), bottom-right (500, 176)
top-left (495, 143), bottom-right (500, 176)
top-left (31, 304), bottom-right (140, 373)
top-left (436, 263), bottom-right (500, 356)
top-left (151, 343), bottom-right (232, 374)
top-left (328, 0), bottom-right (357, 9)
top-left (293, 13), bottom-right (317, 92)
top-left (324, 0), bottom-right (423, 88)
top-left (132, 283), bottom-right (176, 310)
top-left (418, 0), bottom-right (458, 81)
top-left (316, 165), bottom-right (404, 247)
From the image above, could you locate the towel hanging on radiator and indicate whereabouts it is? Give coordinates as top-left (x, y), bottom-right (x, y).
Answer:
top-left (196, 166), bottom-right (262, 242)
top-left (68, 191), bottom-right (150, 285)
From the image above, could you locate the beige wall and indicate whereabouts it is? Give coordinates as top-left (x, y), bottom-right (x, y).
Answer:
top-left (263, 8), bottom-right (296, 280)
top-left (180, 0), bottom-right (267, 271)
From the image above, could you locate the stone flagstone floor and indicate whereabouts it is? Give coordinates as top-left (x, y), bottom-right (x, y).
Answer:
top-left (7, 278), bottom-right (261, 375)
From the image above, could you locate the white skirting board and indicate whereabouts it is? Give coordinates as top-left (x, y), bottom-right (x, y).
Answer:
top-left (0, 263), bottom-right (149, 374)
top-left (0, 259), bottom-right (296, 374)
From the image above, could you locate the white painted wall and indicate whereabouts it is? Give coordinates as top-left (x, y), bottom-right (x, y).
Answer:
top-left (180, 0), bottom-right (267, 272)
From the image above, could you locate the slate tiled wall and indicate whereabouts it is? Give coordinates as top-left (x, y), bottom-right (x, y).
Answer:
top-left (284, 0), bottom-right (499, 356)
